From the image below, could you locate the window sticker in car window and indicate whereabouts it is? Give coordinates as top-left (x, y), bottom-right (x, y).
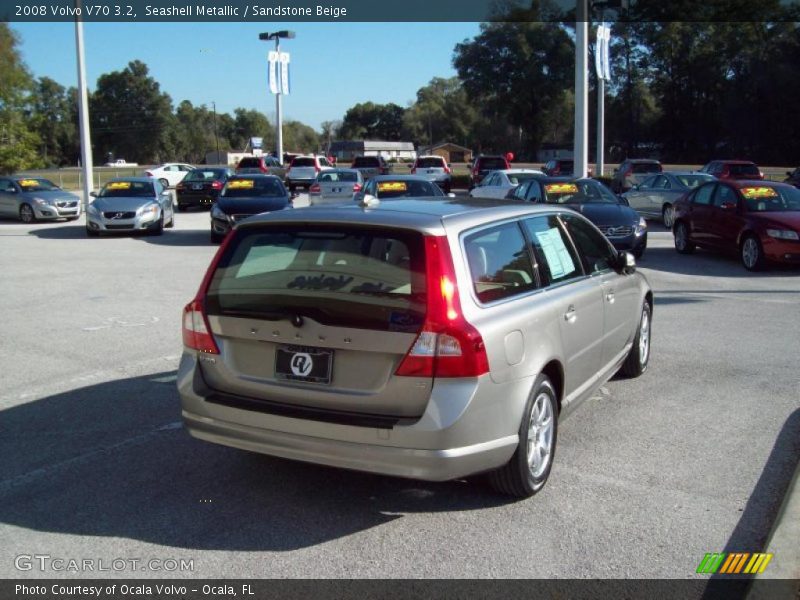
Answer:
top-left (106, 181), bottom-right (131, 190)
top-left (228, 179), bottom-right (255, 190)
top-left (534, 228), bottom-right (577, 280)
top-left (544, 183), bottom-right (579, 194)
top-left (17, 179), bottom-right (40, 187)
top-left (377, 181), bottom-right (407, 193)
top-left (741, 186), bottom-right (778, 199)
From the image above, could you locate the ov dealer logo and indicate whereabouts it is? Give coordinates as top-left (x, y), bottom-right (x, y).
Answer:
top-left (290, 352), bottom-right (313, 377)
top-left (696, 552), bottom-right (773, 575)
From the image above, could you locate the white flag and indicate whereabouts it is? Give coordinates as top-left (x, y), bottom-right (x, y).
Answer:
top-left (268, 51), bottom-right (279, 94)
top-left (280, 52), bottom-right (291, 95)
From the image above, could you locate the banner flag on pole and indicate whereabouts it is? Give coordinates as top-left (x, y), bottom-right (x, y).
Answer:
top-left (595, 25), bottom-right (612, 81)
top-left (280, 52), bottom-right (291, 95)
top-left (268, 51), bottom-right (279, 94)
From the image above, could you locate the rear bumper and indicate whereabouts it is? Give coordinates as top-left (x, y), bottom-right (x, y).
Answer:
top-left (178, 352), bottom-right (527, 481)
top-left (177, 191), bottom-right (220, 207)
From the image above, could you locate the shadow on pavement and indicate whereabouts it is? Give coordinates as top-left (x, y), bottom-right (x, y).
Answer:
top-left (0, 372), bottom-right (512, 552)
top-left (27, 225), bottom-right (213, 247)
top-left (642, 247), bottom-right (800, 278)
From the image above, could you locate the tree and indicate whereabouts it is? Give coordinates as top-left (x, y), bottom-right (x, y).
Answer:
top-left (30, 76), bottom-right (78, 166)
top-left (402, 77), bottom-right (477, 148)
top-left (320, 119), bottom-right (341, 151)
top-left (90, 60), bottom-right (173, 164)
top-left (0, 24), bottom-right (41, 173)
top-left (229, 108), bottom-right (274, 152)
top-left (283, 120), bottom-right (320, 153)
top-left (339, 102), bottom-right (406, 140)
top-left (453, 21), bottom-right (574, 158)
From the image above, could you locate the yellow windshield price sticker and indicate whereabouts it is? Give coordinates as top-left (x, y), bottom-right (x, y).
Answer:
top-left (377, 181), bottom-right (407, 192)
top-left (227, 180), bottom-right (255, 189)
top-left (18, 179), bottom-right (39, 187)
top-left (544, 183), bottom-right (579, 194)
top-left (106, 181), bottom-right (131, 190)
top-left (741, 186), bottom-right (778, 199)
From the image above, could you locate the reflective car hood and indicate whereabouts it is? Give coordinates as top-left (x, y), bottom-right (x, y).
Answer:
top-left (216, 197), bottom-right (289, 214)
top-left (568, 203), bottom-right (639, 226)
top-left (22, 190), bottom-right (80, 201)
top-left (750, 212), bottom-right (800, 229)
top-left (91, 196), bottom-right (156, 212)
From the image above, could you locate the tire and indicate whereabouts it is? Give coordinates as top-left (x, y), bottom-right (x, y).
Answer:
top-left (488, 375), bottom-right (558, 498)
top-left (159, 178), bottom-right (169, 189)
top-left (150, 213), bottom-right (164, 236)
top-left (177, 204), bottom-right (187, 212)
top-left (67, 216), bottom-right (80, 221)
top-left (674, 221), bottom-right (695, 254)
top-left (85, 226), bottom-right (98, 237)
top-left (740, 234), bottom-right (765, 271)
top-left (662, 203), bottom-right (675, 229)
top-left (633, 244), bottom-right (646, 259)
top-left (619, 301), bottom-right (652, 378)
top-left (166, 212), bottom-right (174, 228)
top-left (19, 203), bottom-right (35, 223)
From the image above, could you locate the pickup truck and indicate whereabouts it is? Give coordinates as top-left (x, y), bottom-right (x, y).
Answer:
top-left (350, 155), bottom-right (391, 180)
top-left (104, 159), bottom-right (139, 167)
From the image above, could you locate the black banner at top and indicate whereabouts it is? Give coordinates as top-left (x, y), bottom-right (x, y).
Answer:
top-left (3, 0), bottom-right (800, 22)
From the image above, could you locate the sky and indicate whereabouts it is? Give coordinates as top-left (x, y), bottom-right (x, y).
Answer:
top-left (11, 22), bottom-right (482, 131)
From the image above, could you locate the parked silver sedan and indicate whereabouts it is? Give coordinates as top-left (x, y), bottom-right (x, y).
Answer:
top-left (623, 171), bottom-right (715, 228)
top-left (308, 169), bottom-right (364, 205)
top-left (468, 169), bottom-right (545, 199)
top-left (85, 177), bottom-right (174, 236)
top-left (0, 176), bottom-right (81, 223)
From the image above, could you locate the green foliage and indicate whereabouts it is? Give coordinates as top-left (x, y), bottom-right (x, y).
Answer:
top-left (340, 102), bottom-right (406, 141)
top-left (402, 77), bottom-right (476, 148)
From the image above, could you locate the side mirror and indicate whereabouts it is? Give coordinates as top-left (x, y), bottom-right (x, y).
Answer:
top-left (89, 191), bottom-right (98, 197)
top-left (618, 195), bottom-right (630, 206)
top-left (618, 250), bottom-right (636, 274)
top-left (360, 193), bottom-right (379, 207)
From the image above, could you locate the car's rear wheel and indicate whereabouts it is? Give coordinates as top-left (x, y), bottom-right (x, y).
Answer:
top-left (662, 203), bottom-right (675, 229)
top-left (620, 301), bottom-right (651, 378)
top-left (177, 203), bottom-right (187, 212)
top-left (741, 234), bottom-right (764, 271)
top-left (674, 221), bottom-right (695, 254)
top-left (19, 203), bottom-right (35, 223)
top-left (488, 375), bottom-right (558, 498)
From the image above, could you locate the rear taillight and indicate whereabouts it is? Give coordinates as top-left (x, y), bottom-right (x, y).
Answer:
top-left (182, 300), bottom-right (219, 354)
top-left (395, 236), bottom-right (489, 378)
top-left (309, 183), bottom-right (321, 193)
top-left (352, 183), bottom-right (362, 193)
top-left (211, 181), bottom-right (223, 190)
top-left (181, 233), bottom-right (234, 355)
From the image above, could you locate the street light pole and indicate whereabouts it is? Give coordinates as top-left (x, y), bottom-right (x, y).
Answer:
top-left (574, 0), bottom-right (589, 179)
top-left (74, 0), bottom-right (94, 207)
top-left (259, 31), bottom-right (295, 165)
top-left (212, 101), bottom-right (220, 162)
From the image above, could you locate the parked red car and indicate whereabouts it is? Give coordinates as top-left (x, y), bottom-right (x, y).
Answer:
top-left (699, 160), bottom-right (764, 181)
top-left (672, 180), bottom-right (800, 270)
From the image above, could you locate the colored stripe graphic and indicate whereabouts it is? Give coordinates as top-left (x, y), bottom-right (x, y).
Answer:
top-left (697, 553), bottom-right (773, 574)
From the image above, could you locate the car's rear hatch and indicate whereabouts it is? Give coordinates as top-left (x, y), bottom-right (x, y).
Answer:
top-left (199, 223), bottom-right (432, 418)
top-left (415, 158), bottom-right (447, 182)
top-left (352, 157), bottom-right (384, 180)
top-left (288, 158), bottom-right (319, 181)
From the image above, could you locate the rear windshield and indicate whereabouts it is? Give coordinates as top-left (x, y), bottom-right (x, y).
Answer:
top-left (352, 157), bottom-right (380, 167)
top-left (238, 158), bottom-right (259, 168)
top-left (185, 169), bottom-right (228, 181)
top-left (292, 158), bottom-right (316, 167)
top-left (416, 158), bottom-right (445, 168)
top-left (729, 163), bottom-right (760, 176)
top-left (632, 162), bottom-right (662, 174)
top-left (478, 158), bottom-right (508, 170)
top-left (206, 226), bottom-right (426, 332)
top-left (507, 173), bottom-right (540, 185)
top-left (99, 181), bottom-right (154, 197)
top-left (676, 174), bottom-right (714, 188)
top-left (319, 171), bottom-right (358, 183)
top-left (223, 178), bottom-right (286, 198)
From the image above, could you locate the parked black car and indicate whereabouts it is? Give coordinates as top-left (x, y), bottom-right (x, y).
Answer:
top-left (209, 175), bottom-right (290, 243)
top-left (176, 168), bottom-right (234, 211)
top-left (507, 176), bottom-right (648, 257)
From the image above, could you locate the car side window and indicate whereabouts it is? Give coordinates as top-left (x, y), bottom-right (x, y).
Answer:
top-left (693, 183), bottom-right (716, 206)
top-left (525, 181), bottom-right (543, 202)
top-left (512, 181), bottom-right (530, 200)
top-left (522, 215), bottom-right (582, 286)
top-left (0, 178), bottom-right (13, 192)
top-left (713, 184), bottom-right (737, 207)
top-left (639, 175), bottom-right (656, 188)
top-left (559, 213), bottom-right (616, 274)
top-left (463, 221), bottom-right (538, 304)
top-left (653, 175), bottom-right (669, 189)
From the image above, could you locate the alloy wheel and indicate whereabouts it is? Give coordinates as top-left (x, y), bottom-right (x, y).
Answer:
top-left (527, 392), bottom-right (554, 479)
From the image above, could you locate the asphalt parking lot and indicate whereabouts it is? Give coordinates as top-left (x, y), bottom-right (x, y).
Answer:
top-left (1, 197), bottom-right (798, 579)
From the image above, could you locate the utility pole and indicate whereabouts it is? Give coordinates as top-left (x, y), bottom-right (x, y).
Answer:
top-left (573, 0), bottom-right (589, 178)
top-left (74, 0), bottom-right (94, 207)
top-left (212, 101), bottom-right (220, 162)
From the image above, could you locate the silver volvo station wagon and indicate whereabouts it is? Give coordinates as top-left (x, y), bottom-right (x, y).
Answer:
top-left (178, 198), bottom-right (652, 497)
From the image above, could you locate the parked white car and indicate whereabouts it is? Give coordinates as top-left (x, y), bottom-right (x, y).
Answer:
top-left (144, 163), bottom-right (195, 189)
top-left (285, 155), bottom-right (333, 192)
top-left (468, 169), bottom-right (545, 199)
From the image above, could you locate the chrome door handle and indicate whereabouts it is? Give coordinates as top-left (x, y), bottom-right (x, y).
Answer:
top-left (564, 305), bottom-right (577, 323)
